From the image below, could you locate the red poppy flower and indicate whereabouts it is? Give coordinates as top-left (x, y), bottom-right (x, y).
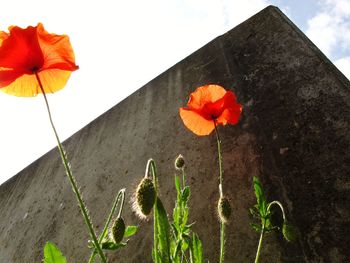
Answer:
top-left (0, 23), bottom-right (78, 97)
top-left (179, 84), bottom-right (242, 136)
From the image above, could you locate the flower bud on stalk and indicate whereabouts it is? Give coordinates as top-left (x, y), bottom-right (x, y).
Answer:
top-left (111, 217), bottom-right (125, 244)
top-left (174, 154), bottom-right (185, 170)
top-left (217, 197), bottom-right (231, 223)
top-left (282, 221), bottom-right (297, 242)
top-left (133, 178), bottom-right (156, 219)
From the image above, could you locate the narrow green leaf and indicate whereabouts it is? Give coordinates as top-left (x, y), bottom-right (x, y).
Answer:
top-left (253, 176), bottom-right (267, 216)
top-left (191, 234), bottom-right (203, 263)
top-left (181, 186), bottom-right (190, 203)
top-left (154, 197), bottom-right (171, 263)
top-left (44, 242), bottom-right (66, 263)
top-left (101, 241), bottom-right (127, 250)
top-left (175, 175), bottom-right (181, 195)
top-left (124, 225), bottom-right (138, 238)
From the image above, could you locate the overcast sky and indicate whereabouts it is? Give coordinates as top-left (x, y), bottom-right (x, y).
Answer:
top-left (0, 0), bottom-right (349, 185)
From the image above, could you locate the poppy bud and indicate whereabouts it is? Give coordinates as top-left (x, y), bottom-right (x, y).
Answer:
top-left (133, 178), bottom-right (156, 219)
top-left (282, 221), bottom-right (297, 242)
top-left (217, 197), bottom-right (231, 223)
top-left (111, 217), bottom-right (125, 244)
top-left (174, 154), bottom-right (185, 170)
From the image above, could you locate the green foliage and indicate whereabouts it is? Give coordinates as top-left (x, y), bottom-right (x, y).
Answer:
top-left (251, 176), bottom-right (273, 233)
top-left (101, 241), bottom-right (127, 250)
top-left (191, 233), bottom-right (204, 263)
top-left (171, 172), bottom-right (204, 263)
top-left (151, 159), bottom-right (204, 263)
top-left (124, 225), bottom-right (138, 238)
top-left (44, 242), bottom-right (66, 263)
top-left (153, 197), bottom-right (172, 263)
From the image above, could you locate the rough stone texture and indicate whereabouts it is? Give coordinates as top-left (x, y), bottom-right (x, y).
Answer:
top-left (1, 5), bottom-right (349, 263)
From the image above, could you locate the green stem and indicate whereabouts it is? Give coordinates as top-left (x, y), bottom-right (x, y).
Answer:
top-left (254, 201), bottom-right (286, 263)
top-left (254, 224), bottom-right (265, 263)
top-left (181, 167), bottom-right (186, 189)
top-left (267, 201), bottom-right (286, 221)
top-left (220, 221), bottom-right (225, 263)
top-left (214, 121), bottom-right (225, 263)
top-left (88, 189), bottom-right (126, 263)
top-left (35, 73), bottom-right (107, 263)
top-left (214, 122), bottom-right (223, 198)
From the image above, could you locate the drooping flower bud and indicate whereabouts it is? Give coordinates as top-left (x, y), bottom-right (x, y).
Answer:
top-left (133, 178), bottom-right (156, 219)
top-left (217, 197), bottom-right (231, 223)
top-left (282, 221), bottom-right (297, 242)
top-left (111, 217), bottom-right (125, 244)
top-left (174, 154), bottom-right (185, 170)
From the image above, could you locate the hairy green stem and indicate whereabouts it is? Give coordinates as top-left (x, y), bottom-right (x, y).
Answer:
top-left (88, 189), bottom-right (126, 263)
top-left (35, 73), bottom-right (107, 263)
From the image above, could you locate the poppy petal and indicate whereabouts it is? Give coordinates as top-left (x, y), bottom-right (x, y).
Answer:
top-left (1, 70), bottom-right (71, 97)
top-left (217, 105), bottom-right (242, 126)
top-left (179, 108), bottom-right (215, 136)
top-left (188, 84), bottom-right (226, 110)
top-left (0, 25), bottom-right (44, 73)
top-left (37, 23), bottom-right (78, 71)
top-left (0, 31), bottom-right (8, 46)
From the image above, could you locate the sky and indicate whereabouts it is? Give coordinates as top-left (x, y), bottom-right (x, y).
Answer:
top-left (0, 0), bottom-right (349, 185)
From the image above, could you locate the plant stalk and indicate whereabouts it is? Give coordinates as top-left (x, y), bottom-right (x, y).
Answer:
top-left (214, 121), bottom-right (225, 263)
top-left (35, 73), bottom-right (107, 263)
top-left (88, 189), bottom-right (126, 263)
top-left (254, 224), bottom-right (265, 263)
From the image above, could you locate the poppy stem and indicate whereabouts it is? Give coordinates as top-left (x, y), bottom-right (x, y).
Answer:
top-left (35, 73), bottom-right (107, 263)
top-left (214, 121), bottom-right (225, 263)
top-left (214, 121), bottom-right (223, 198)
top-left (88, 188), bottom-right (126, 263)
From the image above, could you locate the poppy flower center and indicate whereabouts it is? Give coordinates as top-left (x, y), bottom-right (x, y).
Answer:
top-left (31, 66), bottom-right (39, 73)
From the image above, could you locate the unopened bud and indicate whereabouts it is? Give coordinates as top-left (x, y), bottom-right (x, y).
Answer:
top-left (174, 154), bottom-right (185, 170)
top-left (111, 217), bottom-right (125, 244)
top-left (217, 197), bottom-right (231, 223)
top-left (282, 221), bottom-right (297, 242)
top-left (133, 178), bottom-right (156, 219)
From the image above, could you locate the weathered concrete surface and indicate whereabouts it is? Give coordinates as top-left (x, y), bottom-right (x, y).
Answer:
top-left (1, 5), bottom-right (349, 263)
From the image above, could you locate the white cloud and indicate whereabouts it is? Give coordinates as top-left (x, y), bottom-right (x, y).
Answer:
top-left (325, 0), bottom-right (350, 16)
top-left (306, 0), bottom-right (350, 58)
top-left (334, 56), bottom-right (350, 80)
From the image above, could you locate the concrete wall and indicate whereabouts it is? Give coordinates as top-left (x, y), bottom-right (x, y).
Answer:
top-left (1, 6), bottom-right (349, 262)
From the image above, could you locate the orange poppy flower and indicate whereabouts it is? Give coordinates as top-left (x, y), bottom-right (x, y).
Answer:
top-left (0, 23), bottom-right (78, 97)
top-left (179, 84), bottom-right (242, 136)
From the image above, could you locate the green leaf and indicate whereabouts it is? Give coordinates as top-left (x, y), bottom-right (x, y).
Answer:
top-left (191, 234), bottom-right (203, 263)
top-left (175, 175), bottom-right (181, 196)
top-left (154, 197), bottom-right (171, 263)
top-left (172, 241), bottom-right (182, 261)
top-left (250, 223), bottom-right (262, 233)
top-left (253, 176), bottom-right (267, 216)
top-left (181, 186), bottom-right (190, 203)
top-left (124, 225), bottom-right (138, 238)
top-left (101, 241), bottom-right (127, 250)
top-left (44, 242), bottom-right (66, 263)
top-left (173, 204), bottom-right (181, 227)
